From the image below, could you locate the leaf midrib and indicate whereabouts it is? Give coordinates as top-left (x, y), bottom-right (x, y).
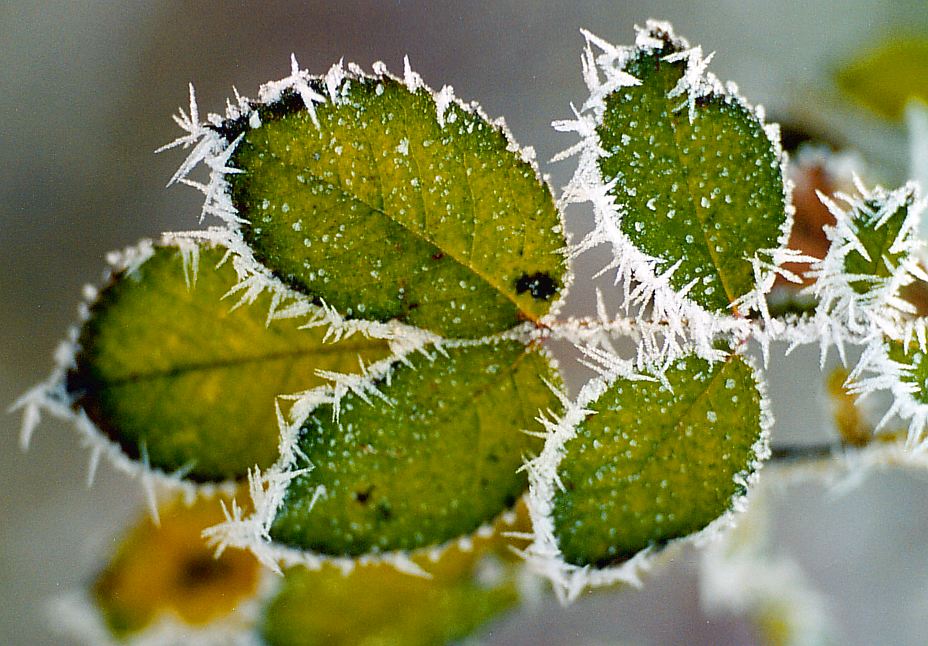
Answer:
top-left (95, 339), bottom-right (384, 387)
top-left (302, 348), bottom-right (534, 465)
top-left (252, 90), bottom-right (545, 323)
top-left (569, 358), bottom-right (746, 497)
top-left (661, 78), bottom-right (737, 308)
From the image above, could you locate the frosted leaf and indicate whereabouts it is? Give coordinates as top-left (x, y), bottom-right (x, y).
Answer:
top-left (267, 341), bottom-right (561, 556)
top-left (849, 324), bottom-right (928, 451)
top-left (524, 349), bottom-right (770, 600)
top-left (165, 60), bottom-right (568, 339)
top-left (61, 239), bottom-right (390, 482)
top-left (204, 341), bottom-right (562, 569)
top-left (554, 21), bottom-right (794, 348)
top-left (807, 180), bottom-right (926, 347)
top-left (260, 504), bottom-right (533, 646)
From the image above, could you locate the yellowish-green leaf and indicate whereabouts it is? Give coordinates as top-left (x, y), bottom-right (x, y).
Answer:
top-left (270, 341), bottom-right (560, 555)
top-left (552, 353), bottom-right (765, 567)
top-left (836, 38), bottom-right (928, 121)
top-left (597, 31), bottom-right (786, 313)
top-left (224, 73), bottom-right (567, 338)
top-left (261, 504), bottom-right (532, 646)
top-left (68, 242), bottom-right (391, 482)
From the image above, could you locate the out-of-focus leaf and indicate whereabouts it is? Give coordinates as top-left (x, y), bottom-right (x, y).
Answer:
top-left (261, 504), bottom-right (532, 646)
top-left (93, 496), bottom-right (260, 637)
top-left (836, 38), bottom-right (928, 121)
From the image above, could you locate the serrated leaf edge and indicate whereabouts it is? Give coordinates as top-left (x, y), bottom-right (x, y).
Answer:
top-left (161, 57), bottom-right (572, 338)
top-left (553, 21), bottom-right (803, 361)
top-left (8, 233), bottom-right (440, 515)
top-left (202, 339), bottom-right (559, 577)
top-left (9, 234), bottom-right (241, 519)
top-left (521, 350), bottom-right (772, 603)
top-left (807, 180), bottom-right (927, 364)
top-left (10, 231), bottom-right (561, 519)
top-left (847, 319), bottom-right (928, 451)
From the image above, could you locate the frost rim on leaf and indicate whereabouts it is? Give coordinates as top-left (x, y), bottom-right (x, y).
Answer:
top-left (552, 20), bottom-right (804, 361)
top-left (203, 338), bottom-right (559, 577)
top-left (807, 179), bottom-right (927, 364)
top-left (160, 55), bottom-right (572, 338)
top-left (848, 319), bottom-right (928, 452)
top-left (9, 233), bottom-right (443, 517)
top-left (9, 235), bottom-right (238, 519)
top-left (522, 348), bottom-right (772, 603)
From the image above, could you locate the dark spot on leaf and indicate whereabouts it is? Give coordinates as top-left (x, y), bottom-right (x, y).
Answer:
top-left (431, 251), bottom-right (445, 260)
top-left (178, 554), bottom-right (231, 589)
top-left (375, 502), bottom-right (393, 521)
top-left (515, 272), bottom-right (557, 300)
top-left (210, 84), bottom-right (323, 144)
top-left (695, 94), bottom-right (714, 108)
top-left (353, 485), bottom-right (375, 505)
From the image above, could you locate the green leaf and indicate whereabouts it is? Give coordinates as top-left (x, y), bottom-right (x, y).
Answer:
top-left (596, 34), bottom-right (786, 313)
top-left (887, 340), bottom-right (928, 406)
top-left (224, 71), bottom-right (567, 338)
top-left (841, 191), bottom-right (914, 296)
top-left (261, 507), bottom-right (530, 646)
top-left (68, 242), bottom-right (391, 482)
top-left (836, 38), bottom-right (928, 121)
top-left (552, 352), bottom-right (766, 567)
top-left (270, 341), bottom-right (560, 555)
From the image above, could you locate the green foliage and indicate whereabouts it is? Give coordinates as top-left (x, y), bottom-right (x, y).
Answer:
top-left (262, 512), bottom-right (527, 646)
top-left (263, 565), bottom-right (514, 646)
top-left (270, 341), bottom-right (559, 555)
top-left (836, 37), bottom-right (928, 121)
top-left (68, 243), bottom-right (390, 481)
top-left (552, 353), bottom-right (764, 567)
top-left (33, 18), bottom-right (928, 643)
top-left (842, 194), bottom-right (913, 295)
top-left (887, 340), bottom-right (928, 405)
top-left (227, 74), bottom-right (567, 338)
top-left (596, 40), bottom-right (786, 312)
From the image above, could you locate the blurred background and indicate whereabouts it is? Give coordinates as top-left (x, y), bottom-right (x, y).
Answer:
top-left (4, 1), bottom-right (928, 644)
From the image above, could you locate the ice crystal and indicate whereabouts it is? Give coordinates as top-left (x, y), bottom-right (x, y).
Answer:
top-left (807, 179), bottom-right (926, 356)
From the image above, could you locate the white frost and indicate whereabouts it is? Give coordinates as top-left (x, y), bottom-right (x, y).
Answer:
top-left (522, 350), bottom-right (771, 602)
top-left (9, 235), bottom-right (239, 515)
top-left (552, 20), bottom-right (802, 366)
